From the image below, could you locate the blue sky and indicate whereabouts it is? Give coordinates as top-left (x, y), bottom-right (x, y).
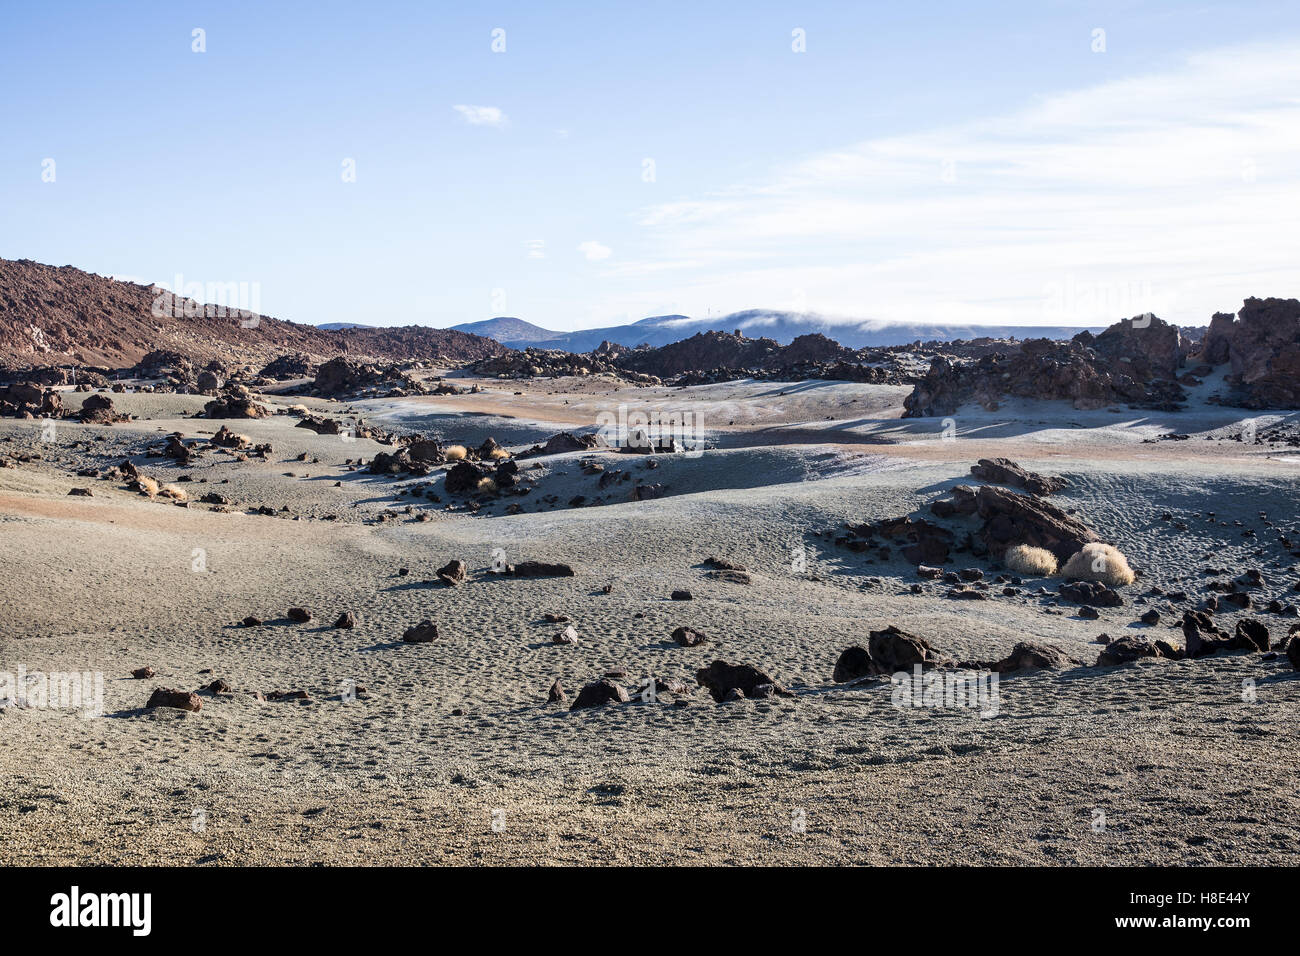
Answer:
top-left (2, 0), bottom-right (1299, 331)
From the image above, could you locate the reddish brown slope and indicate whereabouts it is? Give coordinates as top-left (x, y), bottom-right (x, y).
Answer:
top-left (0, 258), bottom-right (506, 368)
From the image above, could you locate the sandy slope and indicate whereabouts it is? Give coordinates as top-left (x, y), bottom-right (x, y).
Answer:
top-left (1, 378), bottom-right (1297, 865)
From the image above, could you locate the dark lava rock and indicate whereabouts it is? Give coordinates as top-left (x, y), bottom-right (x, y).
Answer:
top-left (437, 559), bottom-right (467, 586)
top-left (832, 645), bottom-right (873, 683)
top-left (866, 625), bottom-right (955, 675)
top-left (569, 678), bottom-right (629, 710)
top-left (1096, 637), bottom-right (1166, 667)
top-left (1059, 581), bottom-right (1123, 608)
top-left (146, 688), bottom-right (203, 711)
top-left (672, 626), bottom-right (707, 647)
top-left (508, 561), bottom-right (575, 578)
top-left (402, 620), bottom-right (439, 643)
top-left (970, 458), bottom-right (1068, 496)
top-left (287, 607), bottom-right (312, 623)
top-left (696, 661), bottom-right (791, 703)
top-left (334, 610), bottom-right (356, 629)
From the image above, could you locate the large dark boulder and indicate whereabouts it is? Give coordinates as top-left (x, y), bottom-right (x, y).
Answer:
top-left (866, 625), bottom-right (955, 675)
top-left (975, 485), bottom-right (1101, 563)
top-left (695, 661), bottom-right (790, 703)
top-left (569, 678), bottom-right (629, 710)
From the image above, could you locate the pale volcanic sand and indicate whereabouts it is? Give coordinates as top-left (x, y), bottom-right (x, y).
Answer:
top-left (1, 376), bottom-right (1298, 865)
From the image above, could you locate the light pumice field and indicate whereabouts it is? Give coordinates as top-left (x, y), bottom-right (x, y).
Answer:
top-left (2, 375), bottom-right (1298, 865)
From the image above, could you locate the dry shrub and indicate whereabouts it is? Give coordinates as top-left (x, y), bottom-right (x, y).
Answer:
top-left (444, 445), bottom-right (467, 461)
top-left (135, 476), bottom-right (159, 497)
top-left (476, 476), bottom-right (498, 494)
top-left (488, 448), bottom-right (510, 460)
top-left (159, 484), bottom-right (188, 501)
top-left (1061, 542), bottom-right (1135, 587)
top-left (1003, 544), bottom-right (1057, 577)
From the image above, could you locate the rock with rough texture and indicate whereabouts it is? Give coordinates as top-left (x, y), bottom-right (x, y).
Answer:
top-left (832, 645), bottom-right (873, 683)
top-left (569, 678), bottom-right (629, 710)
top-left (671, 626), bottom-right (707, 647)
top-left (508, 561), bottom-right (575, 578)
top-left (437, 559), bottom-right (467, 586)
top-left (287, 607), bottom-right (312, 623)
top-left (402, 620), bottom-right (439, 643)
top-left (1196, 297), bottom-right (1300, 408)
top-left (146, 688), bottom-right (203, 711)
top-left (1059, 581), bottom-right (1123, 608)
top-left (695, 661), bottom-right (791, 703)
top-left (1096, 637), bottom-right (1166, 667)
top-left (990, 641), bottom-right (1078, 672)
top-left (970, 458), bottom-right (1068, 496)
top-left (334, 610), bottom-right (356, 629)
top-left (976, 486), bottom-right (1101, 563)
top-left (547, 679), bottom-right (566, 703)
top-left (866, 625), bottom-right (955, 674)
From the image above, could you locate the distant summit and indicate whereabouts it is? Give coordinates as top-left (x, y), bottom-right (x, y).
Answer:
top-left (455, 310), bottom-right (1101, 351)
top-left (452, 317), bottom-right (567, 346)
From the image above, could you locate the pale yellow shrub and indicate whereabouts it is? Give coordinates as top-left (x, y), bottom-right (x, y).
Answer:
top-left (1003, 544), bottom-right (1057, 577)
top-left (1061, 543), bottom-right (1135, 587)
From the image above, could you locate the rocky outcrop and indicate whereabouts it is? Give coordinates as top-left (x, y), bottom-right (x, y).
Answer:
top-left (202, 386), bottom-right (269, 419)
top-left (903, 317), bottom-right (1189, 417)
top-left (1196, 297), bottom-right (1300, 408)
top-left (969, 458), bottom-right (1067, 496)
top-left (972, 485), bottom-right (1101, 563)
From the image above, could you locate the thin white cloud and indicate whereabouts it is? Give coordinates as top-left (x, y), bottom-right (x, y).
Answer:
top-left (452, 104), bottom-right (507, 128)
top-left (577, 240), bottom-right (612, 261)
top-left (617, 41), bottom-right (1300, 326)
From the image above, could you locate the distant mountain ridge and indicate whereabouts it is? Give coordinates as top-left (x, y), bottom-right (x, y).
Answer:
top-left (454, 310), bottom-right (1103, 351)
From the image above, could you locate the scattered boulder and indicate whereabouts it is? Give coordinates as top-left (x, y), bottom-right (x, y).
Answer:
top-left (569, 678), bottom-right (629, 710)
top-left (706, 569), bottom-right (751, 585)
top-left (437, 559), bottom-right (467, 586)
top-left (402, 620), bottom-right (439, 643)
top-left (975, 486), bottom-right (1101, 564)
top-left (989, 641), bottom-right (1078, 672)
top-left (146, 688), bottom-right (203, 712)
top-left (1096, 637), bottom-right (1166, 667)
top-left (866, 625), bottom-right (956, 674)
top-left (1058, 580), bottom-right (1123, 608)
top-left (832, 645), bottom-right (873, 683)
top-left (287, 607), bottom-right (313, 623)
top-left (696, 661), bottom-right (791, 703)
top-left (507, 561), bottom-right (575, 578)
top-left (671, 626), bottom-right (707, 647)
top-left (334, 610), bottom-right (356, 629)
top-left (131, 666), bottom-right (155, 679)
top-left (547, 679), bottom-right (566, 703)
